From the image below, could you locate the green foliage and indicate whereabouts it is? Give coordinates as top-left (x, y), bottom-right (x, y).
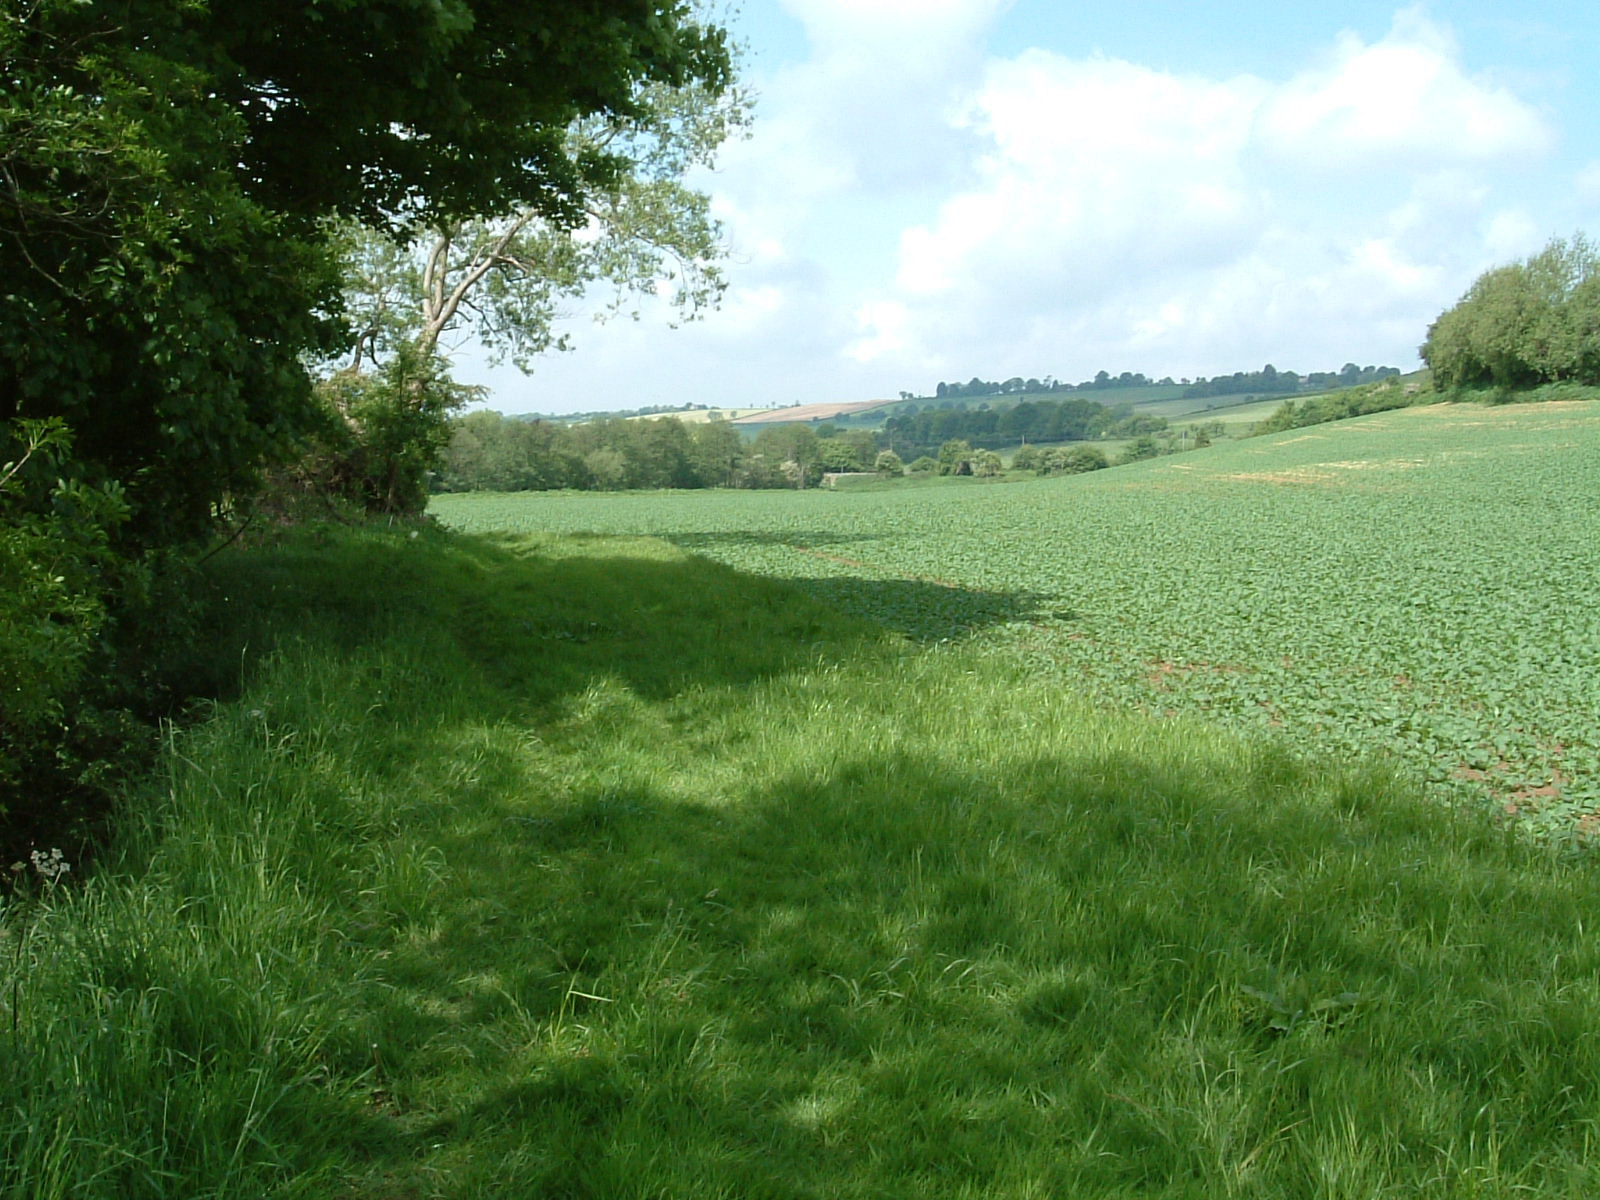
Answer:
top-left (439, 413), bottom-right (871, 494)
top-left (298, 350), bottom-right (479, 517)
top-left (0, 422), bottom-right (123, 811)
top-left (936, 439), bottom-right (974, 475)
top-left (1115, 435), bottom-right (1163, 464)
top-left (1010, 444), bottom-right (1044, 473)
top-left (0, 419), bottom-right (207, 846)
top-left (1, 0), bottom-right (733, 542)
top-left (1251, 376), bottom-right (1422, 434)
top-left (1423, 234), bottom-right (1600, 390)
top-left (0, 1), bottom-right (339, 540)
top-left (874, 449), bottom-right (905, 477)
top-left (749, 424), bottom-right (823, 488)
top-left (1047, 444), bottom-right (1109, 474)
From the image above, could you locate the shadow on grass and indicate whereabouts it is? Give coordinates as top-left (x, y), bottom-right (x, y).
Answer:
top-left (202, 528), bottom-right (1050, 705)
top-left (782, 574), bottom-right (1055, 641)
top-left (350, 734), bottom-right (1600, 1198)
top-left (189, 524), bottom-right (1600, 1197)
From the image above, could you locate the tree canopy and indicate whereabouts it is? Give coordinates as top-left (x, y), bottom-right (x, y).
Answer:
top-left (1422, 235), bottom-right (1600, 390)
top-left (1, 0), bottom-right (733, 539)
top-left (336, 76), bottom-right (748, 376)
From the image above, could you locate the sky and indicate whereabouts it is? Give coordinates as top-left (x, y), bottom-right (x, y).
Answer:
top-left (457, 0), bottom-right (1600, 415)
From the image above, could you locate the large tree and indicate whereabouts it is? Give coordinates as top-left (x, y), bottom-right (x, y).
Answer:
top-left (0, 0), bottom-right (732, 539)
top-left (335, 75), bottom-right (747, 376)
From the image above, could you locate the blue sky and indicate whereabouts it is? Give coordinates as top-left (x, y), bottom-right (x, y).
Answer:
top-left (459, 1), bottom-right (1600, 414)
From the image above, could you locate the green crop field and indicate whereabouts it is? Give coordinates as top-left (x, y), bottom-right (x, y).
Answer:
top-left (433, 400), bottom-right (1600, 832)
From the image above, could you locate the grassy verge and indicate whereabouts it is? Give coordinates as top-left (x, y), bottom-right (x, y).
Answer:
top-left (5, 524), bottom-right (1600, 1197)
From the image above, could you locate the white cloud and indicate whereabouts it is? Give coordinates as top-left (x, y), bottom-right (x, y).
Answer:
top-left (1481, 210), bottom-right (1544, 261)
top-left (847, 8), bottom-right (1559, 380)
top-left (1257, 8), bottom-right (1552, 169)
top-left (458, 4), bottom-right (1578, 412)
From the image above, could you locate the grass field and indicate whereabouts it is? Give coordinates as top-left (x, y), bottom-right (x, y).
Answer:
top-left (6, 399), bottom-right (1600, 1198)
top-left (433, 400), bottom-right (1600, 832)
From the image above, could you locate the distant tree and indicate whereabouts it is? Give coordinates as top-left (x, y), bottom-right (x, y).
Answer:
top-left (585, 446), bottom-right (629, 490)
top-left (1052, 445), bottom-right (1109, 474)
top-left (937, 439), bottom-right (974, 475)
top-left (752, 425), bottom-right (821, 487)
top-left (819, 439), bottom-right (862, 472)
top-left (874, 450), bottom-right (905, 477)
top-left (1116, 436), bottom-right (1163, 465)
top-left (1012, 445), bottom-right (1045, 474)
top-left (689, 421), bottom-right (745, 488)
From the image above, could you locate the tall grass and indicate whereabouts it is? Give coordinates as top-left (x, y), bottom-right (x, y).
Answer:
top-left (4, 524), bottom-right (1599, 1197)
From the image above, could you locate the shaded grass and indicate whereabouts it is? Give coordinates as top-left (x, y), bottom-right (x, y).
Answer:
top-left (4, 525), bottom-right (1600, 1197)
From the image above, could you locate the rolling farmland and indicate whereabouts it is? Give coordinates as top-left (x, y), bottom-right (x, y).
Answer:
top-left (434, 400), bottom-right (1600, 829)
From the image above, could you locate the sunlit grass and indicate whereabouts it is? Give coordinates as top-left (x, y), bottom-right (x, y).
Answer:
top-left (5, 524), bottom-right (1600, 1197)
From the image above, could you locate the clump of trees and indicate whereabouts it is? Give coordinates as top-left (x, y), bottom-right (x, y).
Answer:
top-left (1182, 363), bottom-right (1399, 401)
top-left (437, 415), bottom-right (886, 492)
top-left (1012, 444), bottom-right (1110, 475)
top-left (1422, 235), bottom-right (1600, 390)
top-left (882, 398), bottom-right (1166, 459)
top-left (1, 0), bottom-right (735, 843)
top-left (931, 371), bottom-right (1169, 399)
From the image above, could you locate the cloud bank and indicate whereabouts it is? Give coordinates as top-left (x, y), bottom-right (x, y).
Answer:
top-left (463, 3), bottom-right (1574, 412)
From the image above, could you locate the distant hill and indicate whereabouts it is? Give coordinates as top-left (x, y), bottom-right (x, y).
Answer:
top-left (729, 400), bottom-right (895, 426)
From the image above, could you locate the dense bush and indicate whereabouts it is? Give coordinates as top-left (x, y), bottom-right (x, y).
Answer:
top-left (1051, 445), bottom-right (1110, 474)
top-left (0, 421), bottom-right (200, 848)
top-left (1422, 235), bottom-right (1600, 390)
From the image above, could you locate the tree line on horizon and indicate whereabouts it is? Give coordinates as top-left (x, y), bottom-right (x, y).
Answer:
top-left (436, 392), bottom-right (1184, 493)
top-left (916, 362), bottom-right (1400, 405)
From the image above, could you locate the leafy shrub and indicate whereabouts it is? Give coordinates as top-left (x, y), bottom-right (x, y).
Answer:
top-left (1252, 378), bottom-right (1420, 435)
top-left (1, 421), bottom-right (133, 844)
top-left (1116, 437), bottom-right (1163, 465)
top-left (1049, 445), bottom-right (1109, 474)
top-left (1422, 234), bottom-right (1600, 390)
top-left (279, 347), bottom-right (476, 517)
top-left (874, 450), bottom-right (904, 476)
top-left (1011, 445), bottom-right (1044, 473)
